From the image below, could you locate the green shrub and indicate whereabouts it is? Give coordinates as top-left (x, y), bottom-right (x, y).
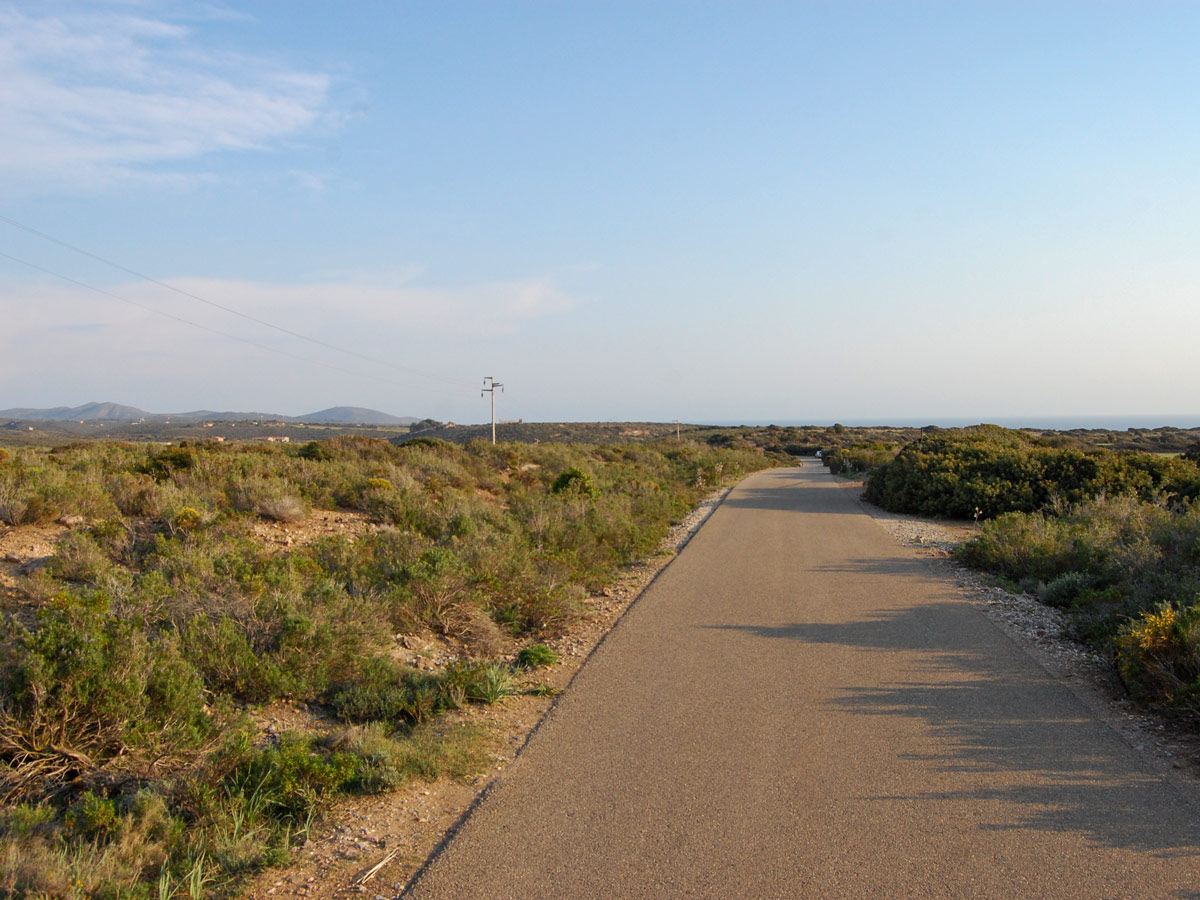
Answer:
top-left (823, 443), bottom-right (898, 477)
top-left (141, 446), bottom-right (197, 481)
top-left (552, 467), bottom-right (600, 499)
top-left (297, 441), bottom-right (333, 462)
top-left (326, 656), bottom-right (416, 723)
top-left (1038, 571), bottom-right (1090, 609)
top-left (183, 615), bottom-right (290, 703)
top-left (867, 426), bottom-right (1200, 519)
top-left (329, 658), bottom-right (519, 725)
top-left (226, 734), bottom-right (358, 824)
top-left (399, 437), bottom-right (453, 451)
top-left (0, 594), bottom-right (215, 802)
top-left (65, 791), bottom-right (120, 841)
top-left (516, 644), bottom-right (559, 668)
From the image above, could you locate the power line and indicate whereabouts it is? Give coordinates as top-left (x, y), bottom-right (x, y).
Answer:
top-left (0, 249), bottom-right (442, 392)
top-left (0, 212), bottom-right (475, 390)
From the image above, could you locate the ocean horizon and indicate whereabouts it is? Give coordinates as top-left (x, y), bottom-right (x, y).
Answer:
top-left (701, 416), bottom-right (1200, 431)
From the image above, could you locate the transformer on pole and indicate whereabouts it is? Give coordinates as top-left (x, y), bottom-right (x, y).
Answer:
top-left (482, 376), bottom-right (504, 444)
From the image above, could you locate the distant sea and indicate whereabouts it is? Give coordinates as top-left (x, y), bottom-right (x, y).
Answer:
top-left (704, 416), bottom-right (1200, 430)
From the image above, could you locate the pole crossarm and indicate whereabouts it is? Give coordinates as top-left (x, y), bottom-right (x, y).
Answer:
top-left (481, 376), bottom-right (504, 444)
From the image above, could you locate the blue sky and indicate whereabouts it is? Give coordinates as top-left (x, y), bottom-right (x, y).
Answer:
top-left (2, 1), bottom-right (1198, 425)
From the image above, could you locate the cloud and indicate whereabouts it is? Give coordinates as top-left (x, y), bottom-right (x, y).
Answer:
top-left (0, 3), bottom-right (333, 189)
top-left (138, 274), bottom-right (573, 338)
top-left (0, 271), bottom-right (574, 404)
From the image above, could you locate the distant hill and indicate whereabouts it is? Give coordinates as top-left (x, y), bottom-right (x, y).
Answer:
top-left (294, 407), bottom-right (416, 426)
top-left (0, 402), bottom-right (418, 426)
top-left (172, 410), bottom-right (286, 422)
top-left (0, 402), bottom-right (149, 422)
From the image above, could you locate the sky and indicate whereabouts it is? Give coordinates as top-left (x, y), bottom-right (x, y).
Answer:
top-left (1, 1), bottom-right (1199, 426)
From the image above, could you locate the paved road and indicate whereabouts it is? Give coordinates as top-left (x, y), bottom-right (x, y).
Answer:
top-left (404, 463), bottom-right (1200, 899)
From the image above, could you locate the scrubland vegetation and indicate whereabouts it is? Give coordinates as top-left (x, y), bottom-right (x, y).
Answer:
top-left (859, 426), bottom-right (1200, 719)
top-left (0, 436), bottom-right (768, 898)
top-left (4, 416), bottom-right (1199, 896)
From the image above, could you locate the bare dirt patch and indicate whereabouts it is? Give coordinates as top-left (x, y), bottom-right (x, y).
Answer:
top-left (0, 522), bottom-right (67, 598)
top-left (249, 510), bottom-right (381, 553)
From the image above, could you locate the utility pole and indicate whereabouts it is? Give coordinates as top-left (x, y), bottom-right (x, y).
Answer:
top-left (482, 376), bottom-right (503, 444)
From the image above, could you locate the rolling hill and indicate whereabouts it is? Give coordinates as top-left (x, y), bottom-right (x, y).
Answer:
top-left (0, 403), bottom-right (418, 426)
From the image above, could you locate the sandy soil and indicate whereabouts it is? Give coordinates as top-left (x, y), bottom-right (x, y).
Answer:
top-left (0, 522), bottom-right (66, 602)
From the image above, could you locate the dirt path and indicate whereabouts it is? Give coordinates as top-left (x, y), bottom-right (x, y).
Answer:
top-left (402, 462), bottom-right (1200, 899)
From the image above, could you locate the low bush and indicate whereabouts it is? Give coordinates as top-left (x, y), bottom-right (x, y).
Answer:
top-left (551, 467), bottom-right (600, 498)
top-left (822, 443), bottom-right (898, 477)
top-left (0, 593), bottom-right (218, 803)
top-left (1115, 602), bottom-right (1200, 713)
top-left (516, 644), bottom-right (559, 668)
top-left (867, 425), bottom-right (1200, 519)
top-left (328, 657), bottom-right (520, 726)
top-left (1038, 571), bottom-right (1090, 609)
top-left (957, 494), bottom-right (1200, 708)
top-left (326, 657), bottom-right (424, 723)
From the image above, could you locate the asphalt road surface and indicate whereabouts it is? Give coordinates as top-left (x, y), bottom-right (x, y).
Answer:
top-left (404, 462), bottom-right (1200, 899)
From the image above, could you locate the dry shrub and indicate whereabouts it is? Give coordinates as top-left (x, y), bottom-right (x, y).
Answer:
top-left (0, 791), bottom-right (177, 900)
top-left (106, 471), bottom-right (162, 516)
top-left (0, 597), bottom-right (217, 804)
top-left (256, 494), bottom-right (308, 523)
top-left (388, 573), bottom-right (505, 654)
top-left (456, 605), bottom-right (507, 657)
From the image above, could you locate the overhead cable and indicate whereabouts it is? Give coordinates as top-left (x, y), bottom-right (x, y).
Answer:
top-left (0, 249), bottom-right (447, 393)
top-left (0, 212), bottom-right (475, 390)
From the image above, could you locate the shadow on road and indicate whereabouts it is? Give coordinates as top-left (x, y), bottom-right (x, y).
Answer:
top-left (703, 595), bottom-right (1200, 859)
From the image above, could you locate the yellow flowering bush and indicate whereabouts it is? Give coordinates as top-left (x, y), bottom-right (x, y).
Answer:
top-left (1116, 602), bottom-right (1200, 710)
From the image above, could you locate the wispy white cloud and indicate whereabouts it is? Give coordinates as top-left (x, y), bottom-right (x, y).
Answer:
top-left (0, 3), bottom-right (334, 189)
top-left (145, 275), bottom-right (573, 338)
top-left (0, 271), bottom-right (574, 403)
